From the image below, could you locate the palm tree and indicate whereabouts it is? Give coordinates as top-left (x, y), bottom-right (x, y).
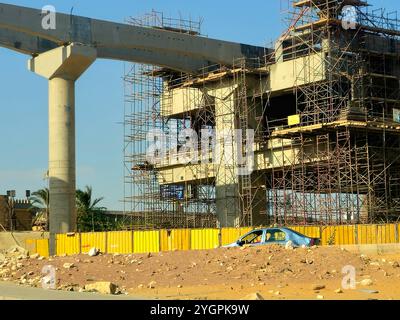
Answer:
top-left (76, 186), bottom-right (107, 232)
top-left (29, 188), bottom-right (50, 231)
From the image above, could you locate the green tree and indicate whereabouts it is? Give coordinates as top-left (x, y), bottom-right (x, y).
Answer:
top-left (76, 186), bottom-right (110, 232)
top-left (29, 188), bottom-right (50, 231)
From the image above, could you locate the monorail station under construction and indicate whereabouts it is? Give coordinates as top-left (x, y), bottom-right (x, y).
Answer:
top-left (124, 0), bottom-right (400, 229)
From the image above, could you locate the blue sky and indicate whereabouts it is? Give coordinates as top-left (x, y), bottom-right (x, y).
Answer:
top-left (0, 0), bottom-right (397, 210)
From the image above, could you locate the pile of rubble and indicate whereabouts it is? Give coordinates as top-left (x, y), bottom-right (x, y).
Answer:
top-left (0, 245), bottom-right (45, 287)
top-left (0, 245), bottom-right (120, 295)
top-left (1, 244), bottom-right (400, 299)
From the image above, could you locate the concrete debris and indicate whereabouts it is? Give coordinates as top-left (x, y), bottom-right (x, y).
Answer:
top-left (242, 292), bottom-right (265, 300)
top-left (30, 253), bottom-right (40, 259)
top-left (316, 295), bottom-right (324, 300)
top-left (7, 245), bottom-right (28, 257)
top-left (360, 279), bottom-right (373, 286)
top-left (0, 269), bottom-right (10, 277)
top-left (285, 241), bottom-right (294, 250)
top-left (84, 282), bottom-right (118, 295)
top-left (148, 281), bottom-right (157, 289)
top-left (334, 288), bottom-right (343, 294)
top-left (392, 261), bottom-right (400, 268)
top-left (63, 263), bottom-right (75, 269)
top-left (88, 248), bottom-right (100, 257)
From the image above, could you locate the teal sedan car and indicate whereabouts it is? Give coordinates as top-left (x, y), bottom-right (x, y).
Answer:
top-left (224, 227), bottom-right (320, 248)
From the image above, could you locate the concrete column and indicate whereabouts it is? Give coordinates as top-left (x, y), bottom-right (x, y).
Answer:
top-left (28, 44), bottom-right (96, 255)
top-left (212, 81), bottom-right (267, 228)
top-left (249, 176), bottom-right (267, 226)
top-left (213, 84), bottom-right (241, 227)
top-left (48, 77), bottom-right (76, 233)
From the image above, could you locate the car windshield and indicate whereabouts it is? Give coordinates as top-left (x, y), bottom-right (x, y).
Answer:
top-left (241, 230), bottom-right (263, 244)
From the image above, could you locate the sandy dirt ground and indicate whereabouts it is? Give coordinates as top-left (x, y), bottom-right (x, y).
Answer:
top-left (1, 245), bottom-right (400, 300)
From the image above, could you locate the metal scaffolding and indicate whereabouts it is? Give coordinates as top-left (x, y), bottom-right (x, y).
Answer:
top-left (123, 12), bottom-right (217, 229)
top-left (123, 1), bottom-right (400, 229)
top-left (265, 0), bottom-right (400, 225)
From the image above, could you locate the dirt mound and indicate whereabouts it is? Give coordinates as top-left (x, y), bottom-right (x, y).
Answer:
top-left (1, 245), bottom-right (399, 299)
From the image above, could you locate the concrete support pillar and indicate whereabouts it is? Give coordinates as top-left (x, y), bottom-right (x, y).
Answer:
top-left (28, 44), bottom-right (96, 255)
top-left (213, 82), bottom-right (267, 228)
top-left (213, 85), bottom-right (241, 227)
top-left (249, 174), bottom-right (267, 226)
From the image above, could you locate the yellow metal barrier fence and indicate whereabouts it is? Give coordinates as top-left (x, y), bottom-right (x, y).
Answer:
top-left (36, 239), bottom-right (50, 258)
top-left (26, 224), bottom-right (400, 257)
top-left (191, 229), bottom-right (220, 250)
top-left (107, 231), bottom-right (133, 254)
top-left (56, 233), bottom-right (80, 255)
top-left (377, 224), bottom-right (397, 244)
top-left (134, 230), bottom-right (160, 254)
top-left (321, 225), bottom-right (356, 246)
top-left (25, 239), bottom-right (37, 255)
top-left (160, 229), bottom-right (191, 251)
top-left (290, 226), bottom-right (321, 239)
top-left (357, 225), bottom-right (378, 245)
top-left (81, 232), bottom-right (107, 254)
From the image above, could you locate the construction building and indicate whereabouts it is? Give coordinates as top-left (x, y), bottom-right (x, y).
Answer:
top-left (123, 0), bottom-right (400, 229)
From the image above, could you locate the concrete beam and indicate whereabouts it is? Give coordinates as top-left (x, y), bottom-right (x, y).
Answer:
top-left (0, 28), bottom-right (213, 73)
top-left (0, 3), bottom-right (268, 73)
top-left (28, 43), bottom-right (97, 255)
top-left (0, 28), bottom-right (57, 54)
